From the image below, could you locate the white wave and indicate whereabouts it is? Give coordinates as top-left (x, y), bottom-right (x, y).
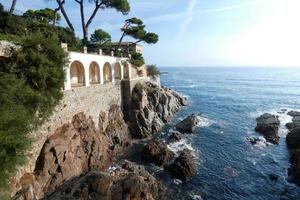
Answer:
top-left (250, 108), bottom-right (296, 136)
top-left (167, 138), bottom-right (196, 157)
top-left (191, 194), bottom-right (203, 200)
top-left (196, 115), bottom-right (214, 127)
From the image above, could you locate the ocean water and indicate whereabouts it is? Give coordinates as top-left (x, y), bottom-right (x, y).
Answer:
top-left (158, 67), bottom-right (300, 200)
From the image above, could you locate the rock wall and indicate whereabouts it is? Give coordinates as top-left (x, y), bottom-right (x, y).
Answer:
top-left (128, 82), bottom-right (187, 138)
top-left (11, 82), bottom-right (122, 196)
top-left (13, 105), bottom-right (130, 200)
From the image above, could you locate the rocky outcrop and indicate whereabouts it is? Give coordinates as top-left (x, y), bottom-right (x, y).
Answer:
top-left (255, 113), bottom-right (280, 144)
top-left (247, 136), bottom-right (268, 146)
top-left (14, 105), bottom-right (131, 200)
top-left (286, 111), bottom-right (300, 186)
top-left (175, 114), bottom-right (200, 134)
top-left (141, 141), bottom-right (175, 167)
top-left (38, 161), bottom-right (165, 200)
top-left (129, 82), bottom-right (187, 138)
top-left (167, 131), bottom-right (183, 143)
top-left (167, 149), bottom-right (196, 182)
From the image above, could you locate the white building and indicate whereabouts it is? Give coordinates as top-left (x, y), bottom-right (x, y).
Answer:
top-left (64, 46), bottom-right (132, 90)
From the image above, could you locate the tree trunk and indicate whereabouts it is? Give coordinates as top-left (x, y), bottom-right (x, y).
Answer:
top-left (116, 32), bottom-right (126, 51)
top-left (9, 0), bottom-right (17, 14)
top-left (78, 1), bottom-right (88, 42)
top-left (56, 0), bottom-right (75, 32)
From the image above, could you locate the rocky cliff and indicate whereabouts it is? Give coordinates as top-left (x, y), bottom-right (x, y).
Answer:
top-left (13, 81), bottom-right (186, 200)
top-left (128, 82), bottom-right (187, 138)
top-left (14, 105), bottom-right (131, 199)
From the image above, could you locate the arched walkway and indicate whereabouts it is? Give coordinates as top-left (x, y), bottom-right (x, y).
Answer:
top-left (89, 62), bottom-right (100, 84)
top-left (103, 62), bottom-right (112, 82)
top-left (70, 61), bottom-right (85, 87)
top-left (124, 62), bottom-right (130, 80)
top-left (114, 63), bottom-right (122, 80)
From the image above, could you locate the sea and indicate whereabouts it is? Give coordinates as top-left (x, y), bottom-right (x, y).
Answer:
top-left (155, 67), bottom-right (300, 200)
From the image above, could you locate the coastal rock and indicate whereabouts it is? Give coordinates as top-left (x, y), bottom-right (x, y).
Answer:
top-left (167, 149), bottom-right (196, 182)
top-left (255, 113), bottom-right (280, 144)
top-left (175, 114), bottom-right (200, 134)
top-left (128, 82), bottom-right (187, 138)
top-left (286, 111), bottom-right (300, 131)
top-left (141, 141), bottom-right (175, 167)
top-left (288, 150), bottom-right (300, 186)
top-left (286, 128), bottom-right (300, 149)
top-left (167, 131), bottom-right (183, 143)
top-left (37, 161), bottom-right (165, 200)
top-left (247, 136), bottom-right (268, 146)
top-left (14, 105), bottom-right (131, 200)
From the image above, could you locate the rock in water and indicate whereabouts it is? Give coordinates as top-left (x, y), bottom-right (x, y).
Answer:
top-left (128, 82), bottom-right (187, 138)
top-left (255, 113), bottom-right (280, 144)
top-left (141, 141), bottom-right (175, 167)
top-left (167, 149), bottom-right (196, 182)
top-left (247, 136), bottom-right (268, 146)
top-left (288, 150), bottom-right (300, 186)
top-left (34, 161), bottom-right (165, 200)
top-left (286, 128), bottom-right (300, 149)
top-left (175, 114), bottom-right (200, 134)
top-left (167, 131), bottom-right (183, 143)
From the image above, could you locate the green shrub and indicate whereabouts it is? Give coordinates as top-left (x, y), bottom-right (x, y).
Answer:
top-left (146, 65), bottom-right (160, 79)
top-left (130, 52), bottom-right (144, 67)
top-left (0, 34), bottom-right (66, 194)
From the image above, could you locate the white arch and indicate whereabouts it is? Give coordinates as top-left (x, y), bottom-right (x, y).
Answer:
top-left (89, 61), bottom-right (100, 84)
top-left (103, 62), bottom-right (112, 82)
top-left (114, 62), bottom-right (122, 80)
top-left (70, 61), bottom-right (85, 88)
top-left (123, 61), bottom-right (131, 80)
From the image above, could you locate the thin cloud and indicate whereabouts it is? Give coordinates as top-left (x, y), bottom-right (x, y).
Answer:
top-left (144, 1), bottom-right (259, 25)
top-left (179, 0), bottom-right (197, 38)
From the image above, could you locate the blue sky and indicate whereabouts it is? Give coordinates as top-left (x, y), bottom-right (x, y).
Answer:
top-left (2, 0), bottom-right (300, 67)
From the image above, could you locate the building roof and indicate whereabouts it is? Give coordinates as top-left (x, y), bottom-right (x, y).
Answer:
top-left (110, 42), bottom-right (142, 47)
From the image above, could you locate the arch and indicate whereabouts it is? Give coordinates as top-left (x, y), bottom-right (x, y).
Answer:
top-left (70, 61), bottom-right (85, 87)
top-left (89, 62), bottom-right (100, 84)
top-left (114, 62), bottom-right (122, 80)
top-left (123, 62), bottom-right (130, 80)
top-left (103, 62), bottom-right (112, 82)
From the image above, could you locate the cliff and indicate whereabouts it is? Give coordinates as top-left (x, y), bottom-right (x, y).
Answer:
top-left (12, 80), bottom-right (186, 200)
top-left (128, 82), bottom-right (187, 138)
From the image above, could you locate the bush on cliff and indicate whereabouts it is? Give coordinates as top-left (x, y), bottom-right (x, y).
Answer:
top-left (146, 65), bottom-right (160, 79)
top-left (0, 34), bottom-right (66, 194)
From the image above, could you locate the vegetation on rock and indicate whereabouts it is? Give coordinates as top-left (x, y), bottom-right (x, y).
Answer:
top-left (0, 32), bottom-right (65, 197)
top-left (146, 64), bottom-right (160, 79)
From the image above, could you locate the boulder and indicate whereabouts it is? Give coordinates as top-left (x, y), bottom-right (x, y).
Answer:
top-left (128, 82), bottom-right (187, 138)
top-left (288, 111), bottom-right (300, 117)
top-left (14, 105), bottom-right (131, 200)
top-left (141, 141), bottom-right (175, 167)
top-left (167, 149), bottom-right (196, 182)
top-left (167, 131), bottom-right (183, 143)
top-left (175, 114), bottom-right (200, 134)
top-left (286, 128), bottom-right (300, 149)
top-left (35, 161), bottom-right (165, 200)
top-left (255, 113), bottom-right (280, 144)
top-left (288, 150), bottom-right (300, 186)
top-left (247, 136), bottom-right (268, 146)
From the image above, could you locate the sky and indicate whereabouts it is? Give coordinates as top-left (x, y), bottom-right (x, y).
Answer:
top-left (2, 0), bottom-right (300, 67)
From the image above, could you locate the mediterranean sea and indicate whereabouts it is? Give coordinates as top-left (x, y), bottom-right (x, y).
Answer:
top-left (159, 67), bottom-right (300, 200)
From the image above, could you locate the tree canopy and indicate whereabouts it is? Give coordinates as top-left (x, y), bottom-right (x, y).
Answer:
top-left (23, 8), bottom-right (61, 24)
top-left (90, 29), bottom-right (111, 45)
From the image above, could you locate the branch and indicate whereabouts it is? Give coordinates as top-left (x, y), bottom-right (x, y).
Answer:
top-left (133, 39), bottom-right (143, 44)
top-left (85, 0), bottom-right (104, 28)
top-left (56, 0), bottom-right (75, 32)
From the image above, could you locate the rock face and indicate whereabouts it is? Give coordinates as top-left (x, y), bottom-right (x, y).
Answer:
top-left (141, 141), bottom-right (175, 167)
top-left (286, 111), bottom-right (300, 186)
top-left (129, 82), bottom-right (187, 138)
top-left (167, 149), bottom-right (196, 182)
top-left (175, 114), bottom-right (200, 134)
top-left (38, 161), bottom-right (165, 200)
top-left (167, 131), bottom-right (183, 143)
top-left (255, 113), bottom-right (280, 144)
top-left (14, 105), bottom-right (131, 200)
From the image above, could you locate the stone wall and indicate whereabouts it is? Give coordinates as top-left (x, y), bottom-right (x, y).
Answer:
top-left (11, 81), bottom-right (122, 194)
